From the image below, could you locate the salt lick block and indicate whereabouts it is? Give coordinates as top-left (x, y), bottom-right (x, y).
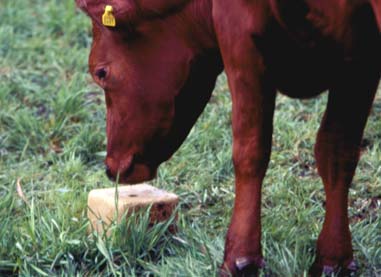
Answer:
top-left (88, 184), bottom-right (179, 234)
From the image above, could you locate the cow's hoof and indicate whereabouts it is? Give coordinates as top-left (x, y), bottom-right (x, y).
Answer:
top-left (322, 265), bottom-right (337, 275)
top-left (220, 256), bottom-right (265, 277)
top-left (346, 260), bottom-right (358, 272)
top-left (309, 260), bottom-right (358, 277)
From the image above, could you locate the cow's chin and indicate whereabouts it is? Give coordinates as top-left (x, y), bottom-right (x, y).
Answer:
top-left (117, 163), bottom-right (158, 184)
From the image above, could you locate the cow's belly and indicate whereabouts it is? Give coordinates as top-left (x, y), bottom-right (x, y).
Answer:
top-left (261, 41), bottom-right (335, 98)
top-left (271, 56), bottom-right (332, 98)
top-left (254, 22), bottom-right (337, 99)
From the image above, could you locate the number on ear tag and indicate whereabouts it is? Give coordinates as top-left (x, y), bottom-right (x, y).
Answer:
top-left (102, 5), bottom-right (116, 27)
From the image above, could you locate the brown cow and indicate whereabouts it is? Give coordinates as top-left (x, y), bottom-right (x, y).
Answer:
top-left (76, 0), bottom-right (381, 275)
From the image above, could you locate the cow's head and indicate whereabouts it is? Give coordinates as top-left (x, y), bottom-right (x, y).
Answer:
top-left (76, 0), bottom-right (222, 183)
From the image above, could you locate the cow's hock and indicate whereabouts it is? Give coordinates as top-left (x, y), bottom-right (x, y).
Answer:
top-left (87, 184), bottom-right (179, 234)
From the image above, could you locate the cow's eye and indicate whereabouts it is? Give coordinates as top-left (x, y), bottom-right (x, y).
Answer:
top-left (93, 67), bottom-right (109, 88)
top-left (95, 67), bottom-right (108, 80)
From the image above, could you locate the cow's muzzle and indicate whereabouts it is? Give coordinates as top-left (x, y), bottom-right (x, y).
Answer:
top-left (104, 155), bottom-right (157, 184)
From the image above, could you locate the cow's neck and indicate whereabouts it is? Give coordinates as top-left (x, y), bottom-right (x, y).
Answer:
top-left (173, 0), bottom-right (217, 50)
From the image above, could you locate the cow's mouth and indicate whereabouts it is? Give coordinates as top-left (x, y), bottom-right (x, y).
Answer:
top-left (105, 155), bottom-right (157, 184)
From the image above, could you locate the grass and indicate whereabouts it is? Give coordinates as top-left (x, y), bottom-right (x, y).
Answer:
top-left (0, 0), bottom-right (380, 276)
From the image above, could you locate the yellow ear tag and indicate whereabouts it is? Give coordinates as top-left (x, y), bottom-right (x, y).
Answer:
top-left (102, 5), bottom-right (116, 27)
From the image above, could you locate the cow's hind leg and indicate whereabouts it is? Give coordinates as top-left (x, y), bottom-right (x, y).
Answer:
top-left (310, 61), bottom-right (380, 276)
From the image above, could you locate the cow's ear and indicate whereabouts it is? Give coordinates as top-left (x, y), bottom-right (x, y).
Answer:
top-left (75, 0), bottom-right (139, 28)
top-left (76, 0), bottom-right (190, 28)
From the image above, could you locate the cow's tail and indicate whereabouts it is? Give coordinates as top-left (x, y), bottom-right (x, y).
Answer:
top-left (370, 0), bottom-right (381, 33)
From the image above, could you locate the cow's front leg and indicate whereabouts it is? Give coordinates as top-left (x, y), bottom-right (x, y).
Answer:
top-left (213, 3), bottom-right (275, 275)
top-left (310, 62), bottom-right (380, 276)
top-left (219, 45), bottom-right (276, 276)
top-left (222, 68), bottom-right (275, 276)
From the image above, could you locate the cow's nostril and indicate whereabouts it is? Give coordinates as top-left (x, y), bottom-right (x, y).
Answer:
top-left (105, 165), bottom-right (115, 180)
top-left (120, 155), bottom-right (134, 176)
top-left (104, 155), bottom-right (134, 182)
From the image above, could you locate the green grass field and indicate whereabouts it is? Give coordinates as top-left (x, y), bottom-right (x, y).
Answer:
top-left (1, 0), bottom-right (380, 276)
